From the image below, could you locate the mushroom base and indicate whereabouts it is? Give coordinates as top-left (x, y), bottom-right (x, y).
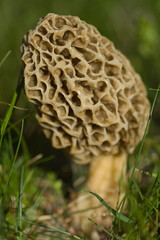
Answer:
top-left (67, 152), bottom-right (127, 236)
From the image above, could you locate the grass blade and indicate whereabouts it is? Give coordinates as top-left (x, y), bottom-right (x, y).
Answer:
top-left (0, 50), bottom-right (11, 68)
top-left (22, 219), bottom-right (84, 240)
top-left (16, 166), bottom-right (24, 237)
top-left (84, 190), bottom-right (132, 223)
top-left (0, 120), bottom-right (24, 204)
top-left (120, 83), bottom-right (160, 212)
top-left (156, 187), bottom-right (159, 232)
top-left (0, 91), bottom-right (18, 150)
top-left (132, 178), bottom-right (144, 200)
top-left (135, 168), bottom-right (158, 178)
top-left (88, 218), bottom-right (125, 240)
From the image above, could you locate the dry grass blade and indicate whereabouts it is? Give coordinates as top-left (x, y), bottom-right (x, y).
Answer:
top-left (88, 218), bottom-right (125, 240)
top-left (0, 101), bottom-right (28, 111)
top-left (0, 50), bottom-right (11, 68)
top-left (21, 219), bottom-right (85, 240)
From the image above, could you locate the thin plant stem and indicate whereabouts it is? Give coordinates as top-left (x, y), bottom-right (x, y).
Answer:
top-left (16, 166), bottom-right (24, 239)
top-left (0, 120), bottom-right (24, 204)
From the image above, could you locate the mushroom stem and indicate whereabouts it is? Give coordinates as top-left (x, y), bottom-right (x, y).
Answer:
top-left (87, 152), bottom-right (127, 205)
top-left (68, 152), bottom-right (127, 235)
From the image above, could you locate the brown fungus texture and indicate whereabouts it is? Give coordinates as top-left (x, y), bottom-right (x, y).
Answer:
top-left (21, 13), bottom-right (150, 163)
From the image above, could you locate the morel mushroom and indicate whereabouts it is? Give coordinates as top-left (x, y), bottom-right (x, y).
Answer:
top-left (21, 13), bottom-right (150, 235)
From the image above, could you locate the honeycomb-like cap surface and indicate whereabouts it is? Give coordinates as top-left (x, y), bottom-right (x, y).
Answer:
top-left (21, 13), bottom-right (150, 163)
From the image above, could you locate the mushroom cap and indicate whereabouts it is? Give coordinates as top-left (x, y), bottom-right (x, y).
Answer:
top-left (21, 13), bottom-right (150, 163)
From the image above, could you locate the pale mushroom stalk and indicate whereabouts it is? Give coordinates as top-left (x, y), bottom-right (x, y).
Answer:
top-left (87, 152), bottom-right (127, 197)
top-left (21, 13), bottom-right (150, 236)
top-left (69, 152), bottom-right (127, 234)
